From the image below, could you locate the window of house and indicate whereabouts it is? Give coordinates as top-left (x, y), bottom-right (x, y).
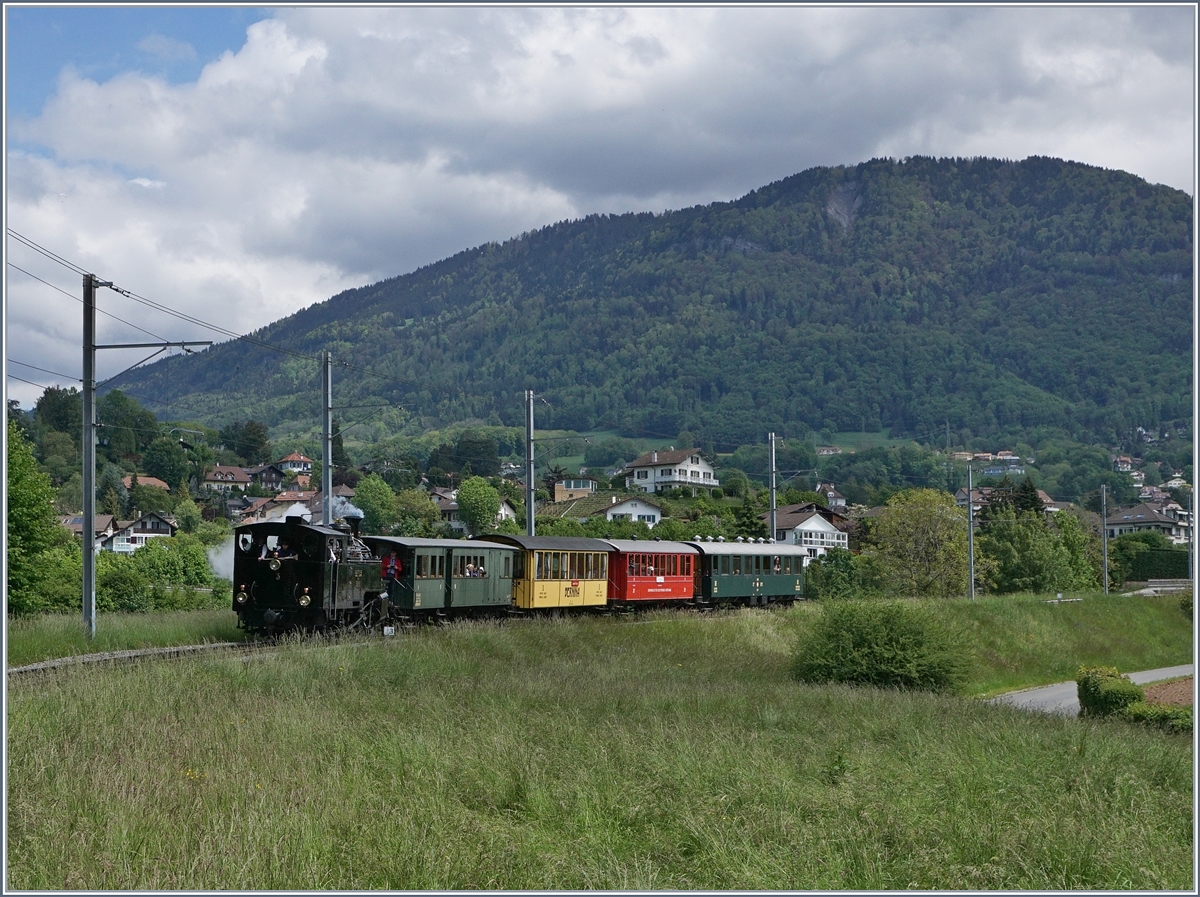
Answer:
top-left (636, 470), bottom-right (649, 479)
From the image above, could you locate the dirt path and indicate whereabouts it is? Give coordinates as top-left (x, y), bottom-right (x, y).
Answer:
top-left (1142, 676), bottom-right (1193, 707)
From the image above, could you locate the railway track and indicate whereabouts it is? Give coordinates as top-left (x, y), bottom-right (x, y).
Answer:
top-left (6, 641), bottom-right (267, 677)
top-left (6, 602), bottom-right (776, 678)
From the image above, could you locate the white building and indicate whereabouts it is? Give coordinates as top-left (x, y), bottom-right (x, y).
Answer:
top-left (622, 448), bottom-right (718, 495)
top-left (766, 505), bottom-right (849, 563)
top-left (603, 496), bottom-right (665, 528)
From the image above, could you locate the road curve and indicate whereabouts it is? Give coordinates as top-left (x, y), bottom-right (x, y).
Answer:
top-left (989, 664), bottom-right (1194, 716)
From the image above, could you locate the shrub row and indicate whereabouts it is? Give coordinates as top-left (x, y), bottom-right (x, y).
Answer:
top-left (1122, 701), bottom-right (1193, 734)
top-left (1076, 665), bottom-right (1193, 734)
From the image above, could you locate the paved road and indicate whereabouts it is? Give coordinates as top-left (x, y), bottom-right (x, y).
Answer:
top-left (989, 664), bottom-right (1194, 716)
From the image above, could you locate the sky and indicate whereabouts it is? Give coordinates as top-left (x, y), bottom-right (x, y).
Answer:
top-left (4, 4), bottom-right (1196, 412)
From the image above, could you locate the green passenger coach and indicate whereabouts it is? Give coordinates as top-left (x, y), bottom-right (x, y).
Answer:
top-left (690, 538), bottom-right (806, 606)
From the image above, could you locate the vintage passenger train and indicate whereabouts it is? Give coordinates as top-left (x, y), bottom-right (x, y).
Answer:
top-left (232, 514), bottom-right (807, 634)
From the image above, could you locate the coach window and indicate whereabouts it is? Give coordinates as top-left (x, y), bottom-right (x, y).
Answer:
top-left (730, 555), bottom-right (740, 575)
top-left (568, 552), bottom-right (579, 581)
top-left (549, 552), bottom-right (560, 580)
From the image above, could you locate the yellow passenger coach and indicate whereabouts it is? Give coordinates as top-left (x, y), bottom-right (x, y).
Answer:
top-left (480, 535), bottom-right (611, 609)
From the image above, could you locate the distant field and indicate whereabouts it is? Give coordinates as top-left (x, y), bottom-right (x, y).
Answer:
top-left (7, 596), bottom-right (1193, 890)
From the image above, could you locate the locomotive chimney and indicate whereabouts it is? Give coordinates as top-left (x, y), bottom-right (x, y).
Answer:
top-left (347, 515), bottom-right (362, 538)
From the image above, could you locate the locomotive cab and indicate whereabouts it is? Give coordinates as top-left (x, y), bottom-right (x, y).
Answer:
top-left (233, 515), bottom-right (380, 633)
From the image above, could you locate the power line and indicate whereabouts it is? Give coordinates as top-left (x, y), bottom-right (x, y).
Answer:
top-left (7, 262), bottom-right (174, 343)
top-left (8, 359), bottom-right (80, 382)
top-left (6, 229), bottom-right (89, 275)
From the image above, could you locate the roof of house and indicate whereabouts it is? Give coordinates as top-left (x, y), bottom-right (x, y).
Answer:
top-left (279, 452), bottom-right (313, 463)
top-left (1105, 503), bottom-right (1181, 527)
top-left (123, 474), bottom-right (170, 491)
top-left (205, 464), bottom-right (251, 483)
top-left (623, 448), bottom-right (704, 469)
top-left (537, 493), bottom-right (665, 519)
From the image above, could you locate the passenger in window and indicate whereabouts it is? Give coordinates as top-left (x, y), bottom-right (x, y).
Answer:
top-left (275, 539), bottom-right (296, 560)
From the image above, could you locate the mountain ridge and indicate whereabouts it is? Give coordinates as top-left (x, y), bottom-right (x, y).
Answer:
top-left (111, 155), bottom-right (1193, 448)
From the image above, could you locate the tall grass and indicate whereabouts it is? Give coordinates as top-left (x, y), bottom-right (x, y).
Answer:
top-left (7, 609), bottom-right (1193, 890)
top-left (6, 609), bottom-right (246, 668)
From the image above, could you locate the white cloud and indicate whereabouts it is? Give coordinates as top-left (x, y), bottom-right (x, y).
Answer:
top-left (5, 6), bottom-right (1194, 408)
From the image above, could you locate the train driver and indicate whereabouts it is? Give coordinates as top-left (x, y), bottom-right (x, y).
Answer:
top-left (275, 539), bottom-right (297, 560)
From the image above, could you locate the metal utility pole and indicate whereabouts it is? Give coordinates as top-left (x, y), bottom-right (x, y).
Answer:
top-left (967, 464), bottom-right (975, 601)
top-left (1188, 491), bottom-right (1193, 583)
top-left (82, 275), bottom-right (100, 639)
top-left (525, 390), bottom-right (536, 536)
top-left (1101, 484), bottom-right (1109, 595)
top-left (80, 274), bottom-right (210, 638)
top-left (768, 432), bottom-right (777, 542)
top-left (322, 350), bottom-right (333, 526)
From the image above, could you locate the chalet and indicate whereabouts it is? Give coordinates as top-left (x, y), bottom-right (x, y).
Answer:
top-left (621, 448), bottom-right (718, 495)
top-left (277, 452), bottom-right (314, 474)
top-left (1113, 455), bottom-right (1133, 472)
top-left (539, 493), bottom-right (666, 528)
top-left (205, 465), bottom-right (251, 493)
top-left (245, 463), bottom-right (287, 492)
top-left (62, 514), bottom-right (118, 546)
top-left (602, 496), bottom-right (664, 527)
top-left (760, 502), bottom-right (850, 561)
top-left (1105, 503), bottom-right (1191, 545)
top-left (813, 482), bottom-right (847, 510)
top-left (99, 511), bottom-right (178, 553)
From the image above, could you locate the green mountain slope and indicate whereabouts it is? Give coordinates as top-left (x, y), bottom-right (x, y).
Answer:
top-left (113, 156), bottom-right (1193, 447)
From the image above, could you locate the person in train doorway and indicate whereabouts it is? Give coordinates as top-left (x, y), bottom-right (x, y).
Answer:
top-left (380, 549), bottom-right (403, 599)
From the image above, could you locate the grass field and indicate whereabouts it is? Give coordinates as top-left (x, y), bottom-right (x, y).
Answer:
top-left (6, 597), bottom-right (1193, 890)
top-left (6, 609), bottom-right (246, 668)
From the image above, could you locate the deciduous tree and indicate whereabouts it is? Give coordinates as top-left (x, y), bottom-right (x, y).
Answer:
top-left (871, 488), bottom-right (968, 598)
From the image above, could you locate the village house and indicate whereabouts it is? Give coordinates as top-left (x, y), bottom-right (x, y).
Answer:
top-left (552, 476), bottom-right (597, 503)
top-left (429, 487), bottom-right (517, 534)
top-left (760, 502), bottom-right (850, 563)
top-left (621, 448), bottom-right (718, 496)
top-left (1105, 502), bottom-right (1192, 545)
top-left (813, 482), bottom-right (847, 511)
top-left (62, 512), bottom-right (177, 552)
top-left (954, 486), bottom-right (1063, 518)
top-left (204, 464), bottom-right (251, 493)
top-left (244, 463), bottom-right (287, 492)
top-left (538, 493), bottom-right (666, 529)
top-left (122, 474), bottom-right (171, 492)
top-left (100, 511), bottom-right (179, 553)
top-left (277, 452), bottom-right (314, 474)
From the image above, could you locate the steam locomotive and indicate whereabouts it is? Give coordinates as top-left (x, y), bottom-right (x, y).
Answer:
top-left (232, 514), bottom-right (807, 634)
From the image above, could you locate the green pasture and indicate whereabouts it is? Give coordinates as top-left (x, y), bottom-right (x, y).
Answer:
top-left (6, 609), bottom-right (246, 668)
top-left (6, 596), bottom-right (1193, 890)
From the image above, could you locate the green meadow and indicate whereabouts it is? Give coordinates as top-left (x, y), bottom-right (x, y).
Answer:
top-left (6, 595), bottom-right (1193, 889)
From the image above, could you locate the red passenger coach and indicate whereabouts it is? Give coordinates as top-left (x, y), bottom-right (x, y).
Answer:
top-left (603, 539), bottom-right (699, 604)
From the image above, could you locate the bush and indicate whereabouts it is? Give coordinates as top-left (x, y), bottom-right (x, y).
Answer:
top-left (1121, 701), bottom-right (1193, 734)
top-left (791, 600), bottom-right (970, 693)
top-left (1076, 665), bottom-right (1144, 717)
top-left (96, 556), bottom-right (152, 613)
top-left (1181, 593), bottom-right (1193, 620)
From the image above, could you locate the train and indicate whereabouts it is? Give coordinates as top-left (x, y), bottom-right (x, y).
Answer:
top-left (232, 513), bottom-right (807, 634)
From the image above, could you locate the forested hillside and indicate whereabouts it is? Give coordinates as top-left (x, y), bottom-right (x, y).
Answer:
top-left (112, 156), bottom-right (1192, 447)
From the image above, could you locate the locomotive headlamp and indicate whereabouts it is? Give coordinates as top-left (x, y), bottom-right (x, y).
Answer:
top-left (235, 591), bottom-right (249, 604)
top-left (298, 588), bottom-right (311, 607)
top-left (269, 558), bottom-right (282, 572)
